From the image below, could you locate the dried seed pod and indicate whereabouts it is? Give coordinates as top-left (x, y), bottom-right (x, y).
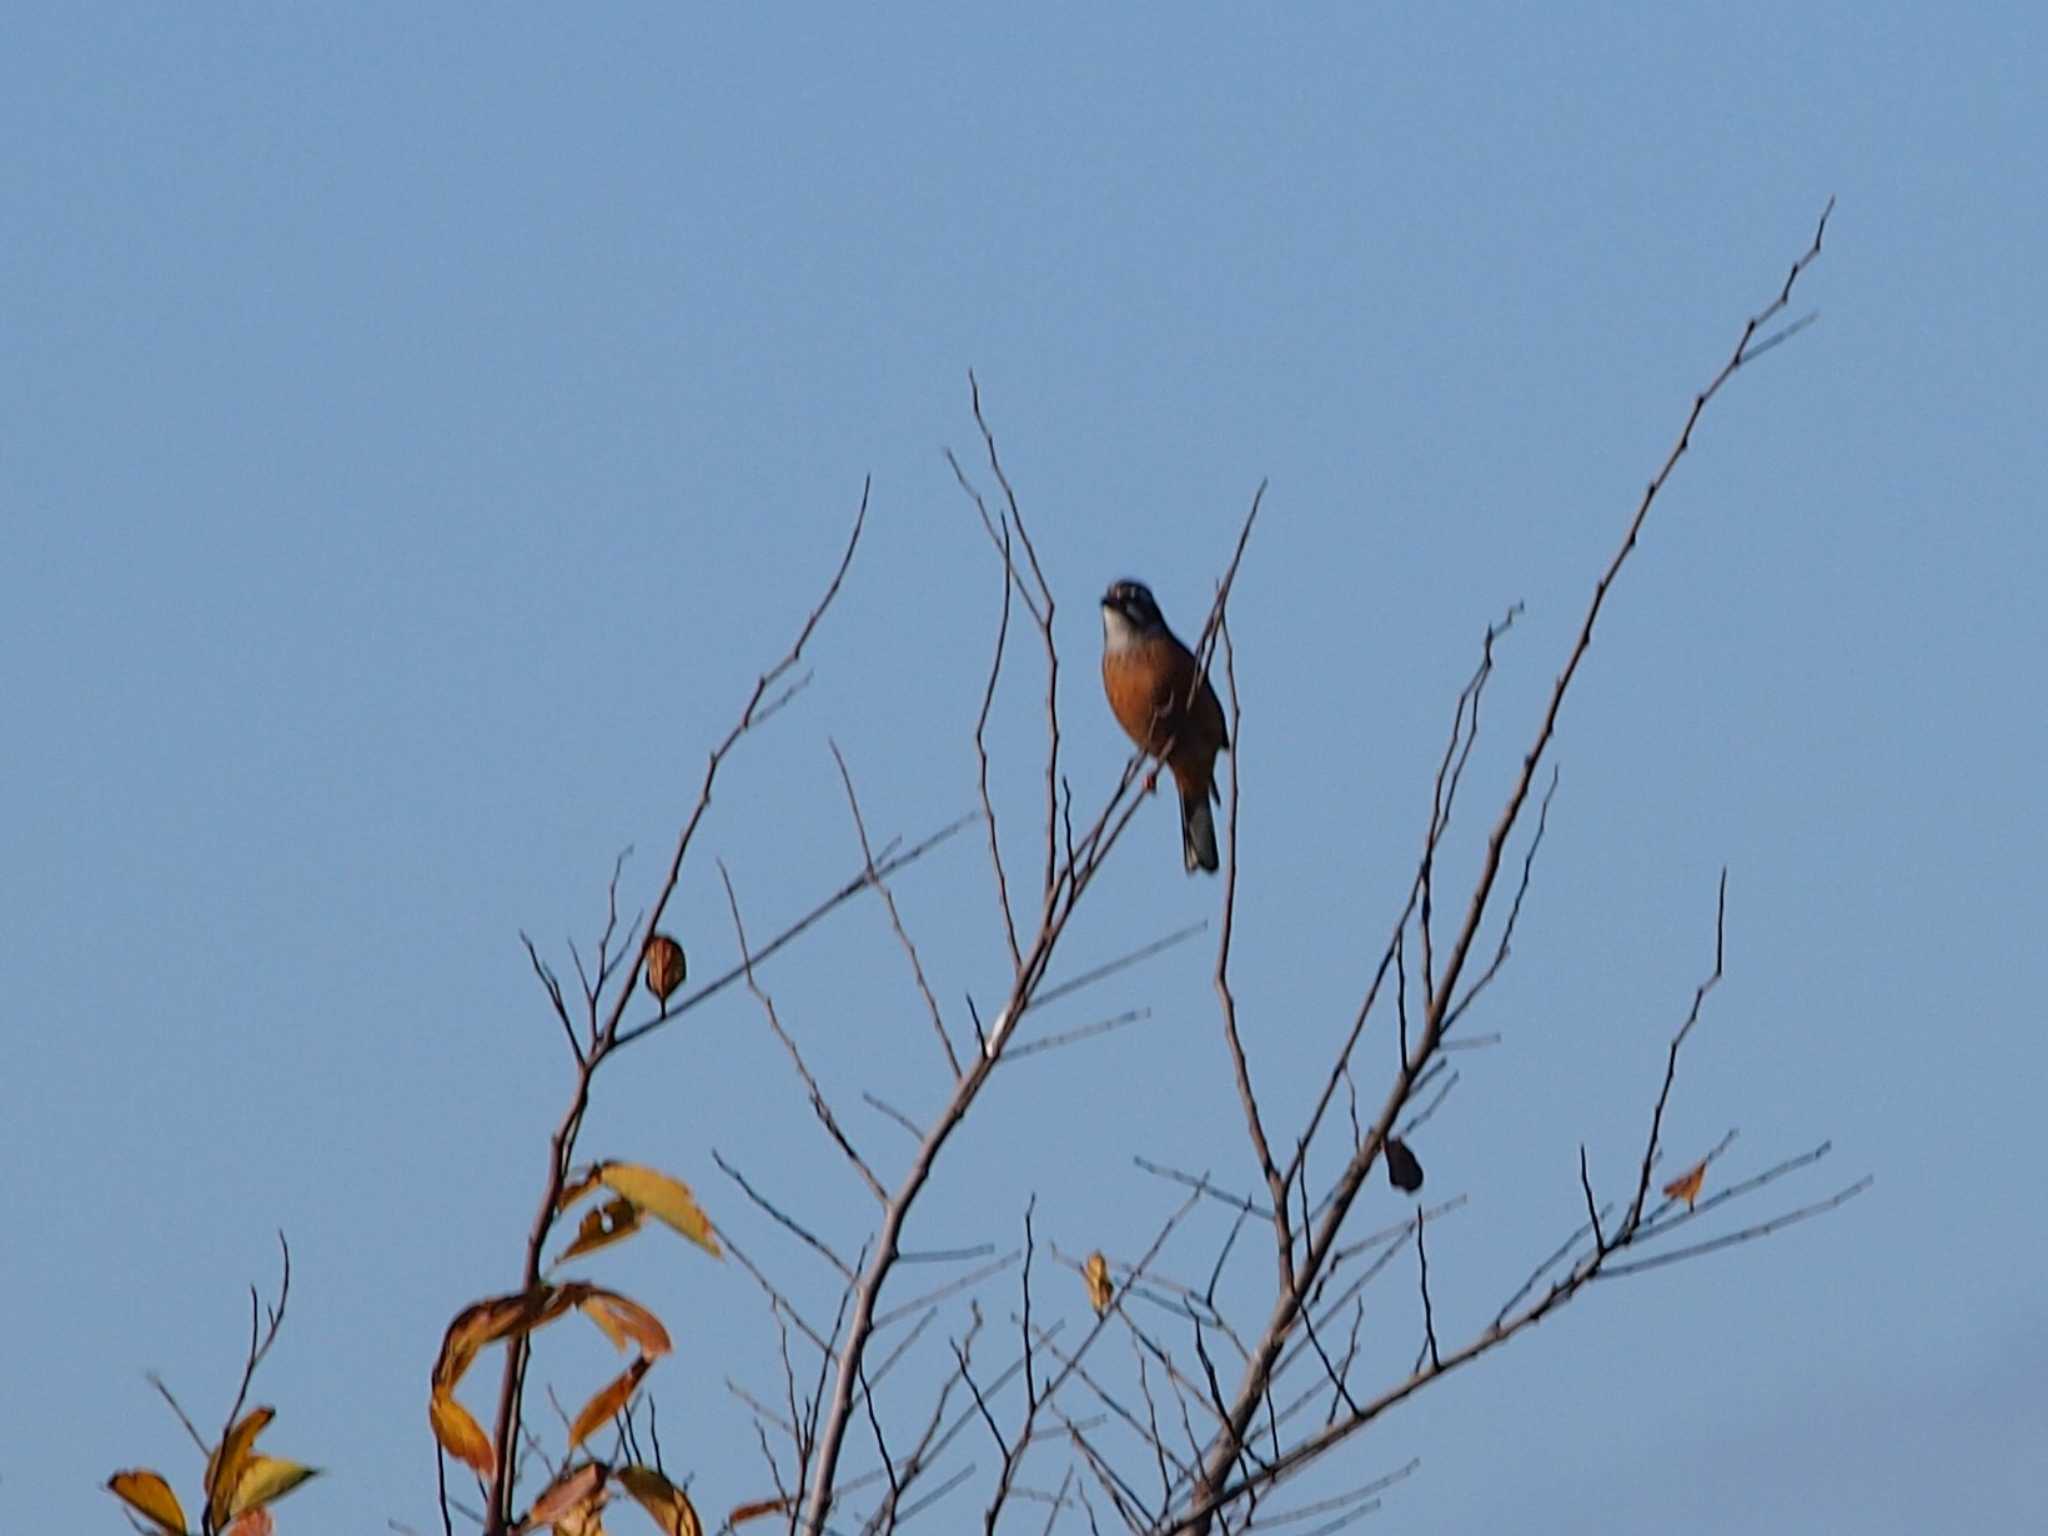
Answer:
top-left (644, 934), bottom-right (687, 1008)
top-left (1384, 1136), bottom-right (1425, 1194)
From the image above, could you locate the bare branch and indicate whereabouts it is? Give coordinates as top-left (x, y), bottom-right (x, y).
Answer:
top-left (1001, 1007), bottom-right (1152, 1064)
top-left (1029, 922), bottom-right (1211, 1013)
top-left (831, 739), bottom-right (961, 1078)
top-left (714, 1149), bottom-right (857, 1280)
top-left (520, 932), bottom-right (581, 1066)
top-left (1597, 1177), bottom-right (1872, 1278)
top-left (1212, 616), bottom-right (1292, 1297)
top-left (722, 860), bottom-right (889, 1206)
top-left (1174, 201), bottom-right (1839, 1536)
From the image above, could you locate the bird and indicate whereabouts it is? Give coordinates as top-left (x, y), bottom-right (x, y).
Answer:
top-left (1100, 579), bottom-right (1229, 874)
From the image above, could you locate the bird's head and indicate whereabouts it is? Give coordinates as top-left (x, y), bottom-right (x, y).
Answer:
top-left (1101, 579), bottom-right (1166, 648)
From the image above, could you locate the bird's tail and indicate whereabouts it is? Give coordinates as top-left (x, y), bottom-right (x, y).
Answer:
top-left (1179, 778), bottom-right (1220, 875)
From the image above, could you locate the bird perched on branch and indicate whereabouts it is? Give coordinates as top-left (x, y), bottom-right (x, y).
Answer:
top-left (1100, 579), bottom-right (1229, 874)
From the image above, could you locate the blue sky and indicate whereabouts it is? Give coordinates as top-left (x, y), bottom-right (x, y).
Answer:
top-left (4, 4), bottom-right (2043, 1532)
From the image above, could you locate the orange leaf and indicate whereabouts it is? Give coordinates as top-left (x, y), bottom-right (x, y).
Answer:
top-left (226, 1509), bottom-right (275, 1536)
top-left (730, 1496), bottom-right (794, 1525)
top-left (580, 1289), bottom-right (672, 1357)
top-left (1083, 1252), bottom-right (1114, 1316)
top-left (107, 1469), bottom-right (188, 1535)
top-left (568, 1356), bottom-right (653, 1451)
top-left (205, 1406), bottom-right (275, 1530)
top-left (430, 1389), bottom-right (495, 1479)
top-left (596, 1163), bottom-right (721, 1257)
top-left (525, 1460), bottom-right (609, 1528)
top-left (1663, 1160), bottom-right (1707, 1210)
top-left (556, 1197), bottom-right (644, 1265)
top-left (618, 1465), bottom-right (702, 1536)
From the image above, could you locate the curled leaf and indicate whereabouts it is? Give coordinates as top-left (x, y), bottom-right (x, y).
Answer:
top-left (580, 1289), bottom-right (672, 1358)
top-left (730, 1496), bottom-right (793, 1526)
top-left (524, 1460), bottom-right (609, 1529)
top-left (619, 1465), bottom-right (703, 1536)
top-left (556, 1197), bottom-right (644, 1265)
top-left (569, 1356), bottom-right (654, 1451)
top-left (1663, 1160), bottom-right (1707, 1210)
top-left (107, 1469), bottom-right (188, 1535)
top-left (1384, 1137), bottom-right (1425, 1194)
top-left (1083, 1251), bottom-right (1114, 1316)
top-left (597, 1163), bottom-right (721, 1257)
top-left (434, 1285), bottom-right (582, 1389)
top-left (430, 1389), bottom-right (495, 1479)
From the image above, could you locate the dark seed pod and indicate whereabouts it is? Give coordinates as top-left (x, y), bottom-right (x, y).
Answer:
top-left (1384, 1136), bottom-right (1425, 1194)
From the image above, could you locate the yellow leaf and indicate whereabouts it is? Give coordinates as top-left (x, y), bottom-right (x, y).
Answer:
top-left (568, 1356), bottom-right (653, 1451)
top-left (206, 1406), bottom-right (275, 1530)
top-left (580, 1289), bottom-right (672, 1358)
top-left (230, 1455), bottom-right (321, 1516)
top-left (618, 1465), bottom-right (703, 1536)
top-left (1083, 1252), bottom-right (1114, 1316)
top-left (525, 1460), bottom-right (608, 1529)
top-left (107, 1469), bottom-right (188, 1535)
top-left (226, 1509), bottom-right (275, 1536)
top-left (1663, 1160), bottom-right (1707, 1210)
top-left (430, 1389), bottom-right (495, 1479)
top-left (597, 1163), bottom-right (721, 1256)
top-left (556, 1197), bottom-right (644, 1265)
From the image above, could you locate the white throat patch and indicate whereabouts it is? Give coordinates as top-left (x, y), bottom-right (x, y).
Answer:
top-left (1102, 605), bottom-right (1144, 652)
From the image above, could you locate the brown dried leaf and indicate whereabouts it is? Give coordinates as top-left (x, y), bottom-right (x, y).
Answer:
top-left (556, 1197), bottom-right (644, 1265)
top-left (729, 1496), bottom-right (794, 1526)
